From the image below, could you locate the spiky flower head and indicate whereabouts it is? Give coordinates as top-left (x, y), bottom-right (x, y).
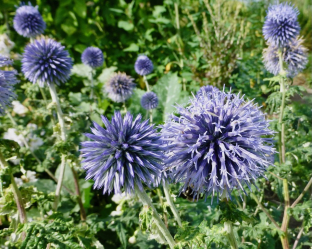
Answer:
top-left (81, 111), bottom-right (163, 195)
top-left (263, 37), bottom-right (308, 77)
top-left (196, 85), bottom-right (219, 98)
top-left (161, 88), bottom-right (276, 200)
top-left (141, 92), bottom-right (159, 110)
top-left (105, 72), bottom-right (136, 103)
top-left (0, 56), bottom-right (19, 115)
top-left (263, 3), bottom-right (300, 47)
top-left (134, 55), bottom-right (154, 76)
top-left (22, 38), bottom-right (73, 87)
top-left (81, 47), bottom-right (104, 68)
top-left (13, 3), bottom-right (46, 38)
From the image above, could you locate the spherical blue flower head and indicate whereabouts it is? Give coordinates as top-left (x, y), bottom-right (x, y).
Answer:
top-left (134, 55), bottom-right (154, 76)
top-left (105, 72), bottom-right (136, 103)
top-left (263, 3), bottom-right (300, 47)
top-left (196, 85), bottom-right (219, 98)
top-left (22, 38), bottom-right (73, 87)
top-left (81, 47), bottom-right (104, 68)
top-left (0, 56), bottom-right (19, 115)
top-left (81, 111), bottom-right (164, 195)
top-left (161, 89), bottom-right (276, 200)
top-left (263, 37), bottom-right (308, 77)
top-left (141, 92), bottom-right (159, 110)
top-left (13, 4), bottom-right (46, 38)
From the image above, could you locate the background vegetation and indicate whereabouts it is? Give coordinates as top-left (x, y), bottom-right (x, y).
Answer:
top-left (0, 0), bottom-right (311, 248)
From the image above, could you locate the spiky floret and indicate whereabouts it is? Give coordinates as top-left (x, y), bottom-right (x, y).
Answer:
top-left (0, 56), bottom-right (19, 115)
top-left (105, 72), bottom-right (136, 103)
top-left (196, 85), bottom-right (219, 98)
top-left (22, 38), bottom-right (73, 87)
top-left (141, 92), bottom-right (159, 110)
top-left (134, 55), bottom-right (154, 76)
top-left (263, 37), bottom-right (308, 77)
top-left (263, 3), bottom-right (300, 47)
top-left (161, 88), bottom-right (276, 200)
top-left (13, 4), bottom-right (46, 38)
top-left (81, 111), bottom-right (163, 195)
top-left (81, 47), bottom-right (104, 68)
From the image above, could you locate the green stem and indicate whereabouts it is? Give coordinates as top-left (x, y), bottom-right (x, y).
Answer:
top-left (143, 76), bottom-right (150, 92)
top-left (291, 176), bottom-right (312, 208)
top-left (48, 83), bottom-right (86, 220)
top-left (156, 188), bottom-right (168, 227)
top-left (135, 185), bottom-right (176, 249)
top-left (0, 152), bottom-right (27, 224)
top-left (278, 49), bottom-right (290, 249)
top-left (163, 180), bottom-right (182, 227)
top-left (224, 221), bottom-right (238, 249)
top-left (90, 69), bottom-right (94, 100)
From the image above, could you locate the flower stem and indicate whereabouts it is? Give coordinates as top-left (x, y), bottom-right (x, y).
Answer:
top-left (224, 221), bottom-right (238, 249)
top-left (90, 69), bottom-right (94, 100)
top-left (156, 188), bottom-right (168, 227)
top-left (0, 152), bottom-right (27, 224)
top-left (163, 180), bottom-right (182, 227)
top-left (134, 185), bottom-right (176, 249)
top-left (48, 83), bottom-right (86, 219)
top-left (278, 49), bottom-right (290, 249)
top-left (143, 76), bottom-right (150, 92)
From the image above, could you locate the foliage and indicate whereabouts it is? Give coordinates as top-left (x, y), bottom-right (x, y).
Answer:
top-left (0, 0), bottom-right (311, 248)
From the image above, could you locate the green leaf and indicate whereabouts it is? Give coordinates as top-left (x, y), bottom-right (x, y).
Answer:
top-left (153, 72), bottom-right (181, 121)
top-left (72, 63), bottom-right (91, 78)
top-left (61, 23), bottom-right (77, 35)
top-left (123, 43), bottom-right (139, 52)
top-left (118, 20), bottom-right (134, 31)
top-left (97, 66), bottom-right (117, 82)
top-left (73, 0), bottom-right (86, 18)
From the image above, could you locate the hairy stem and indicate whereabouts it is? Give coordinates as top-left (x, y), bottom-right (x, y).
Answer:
top-left (48, 83), bottom-right (86, 218)
top-left (278, 49), bottom-right (290, 249)
top-left (224, 221), bottom-right (238, 249)
top-left (135, 185), bottom-right (176, 249)
top-left (292, 223), bottom-right (304, 249)
top-left (0, 152), bottom-right (27, 224)
top-left (90, 69), bottom-right (94, 100)
top-left (143, 75), bottom-right (150, 92)
top-left (70, 166), bottom-right (86, 221)
top-left (156, 188), bottom-right (168, 227)
top-left (291, 176), bottom-right (312, 208)
top-left (251, 193), bottom-right (281, 231)
top-left (163, 180), bottom-right (182, 227)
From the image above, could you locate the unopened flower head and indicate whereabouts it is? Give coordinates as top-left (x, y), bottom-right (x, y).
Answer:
top-left (105, 72), bottom-right (136, 103)
top-left (196, 85), bottom-right (219, 98)
top-left (22, 38), bottom-right (73, 87)
top-left (263, 3), bottom-right (300, 47)
top-left (81, 111), bottom-right (163, 195)
top-left (161, 88), bottom-right (276, 200)
top-left (81, 47), bottom-right (104, 68)
top-left (134, 55), bottom-right (154, 76)
top-left (141, 92), bottom-right (158, 110)
top-left (13, 4), bottom-right (46, 38)
top-left (0, 56), bottom-right (18, 115)
top-left (263, 37), bottom-right (308, 77)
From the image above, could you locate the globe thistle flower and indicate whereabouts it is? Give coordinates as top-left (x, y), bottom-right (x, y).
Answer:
top-left (80, 111), bottom-right (163, 195)
top-left (263, 37), bottom-right (308, 77)
top-left (161, 89), bottom-right (276, 200)
top-left (141, 92), bottom-right (159, 110)
top-left (105, 72), bottom-right (136, 103)
top-left (263, 3), bottom-right (300, 47)
top-left (196, 85), bottom-right (219, 98)
top-left (81, 47), bottom-right (104, 68)
top-left (0, 56), bottom-right (19, 115)
top-left (22, 38), bottom-right (73, 87)
top-left (13, 4), bottom-right (46, 38)
top-left (134, 55), bottom-right (154, 76)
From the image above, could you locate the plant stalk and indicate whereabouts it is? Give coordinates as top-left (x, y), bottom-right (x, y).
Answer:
top-left (224, 221), bottom-right (238, 249)
top-left (48, 83), bottom-right (86, 219)
top-left (163, 180), bottom-right (182, 227)
top-left (0, 152), bottom-right (27, 224)
top-left (135, 185), bottom-right (176, 249)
